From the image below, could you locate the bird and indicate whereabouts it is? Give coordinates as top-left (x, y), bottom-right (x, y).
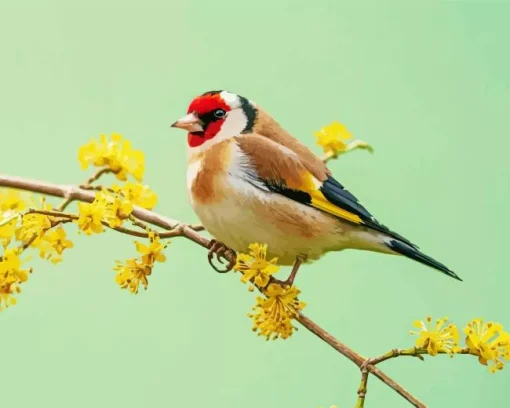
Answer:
top-left (170, 90), bottom-right (461, 284)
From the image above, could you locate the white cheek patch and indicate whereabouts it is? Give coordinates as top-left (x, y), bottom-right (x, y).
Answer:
top-left (215, 109), bottom-right (248, 141)
top-left (220, 91), bottom-right (241, 109)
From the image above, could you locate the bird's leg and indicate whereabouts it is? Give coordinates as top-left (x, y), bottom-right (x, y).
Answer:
top-left (207, 239), bottom-right (235, 273)
top-left (282, 256), bottom-right (305, 286)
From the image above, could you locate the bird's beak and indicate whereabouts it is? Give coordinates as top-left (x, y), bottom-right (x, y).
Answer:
top-left (170, 113), bottom-right (204, 132)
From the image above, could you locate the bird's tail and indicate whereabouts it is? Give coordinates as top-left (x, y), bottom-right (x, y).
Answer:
top-left (385, 239), bottom-right (462, 281)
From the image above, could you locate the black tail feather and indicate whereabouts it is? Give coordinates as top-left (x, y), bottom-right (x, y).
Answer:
top-left (386, 239), bottom-right (462, 281)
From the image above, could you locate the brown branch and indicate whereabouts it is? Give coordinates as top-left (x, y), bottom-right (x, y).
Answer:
top-left (56, 168), bottom-right (111, 211)
top-left (0, 174), bottom-right (426, 407)
top-left (296, 313), bottom-right (426, 408)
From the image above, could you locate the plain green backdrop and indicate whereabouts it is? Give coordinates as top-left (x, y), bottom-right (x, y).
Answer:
top-left (1, 1), bottom-right (509, 407)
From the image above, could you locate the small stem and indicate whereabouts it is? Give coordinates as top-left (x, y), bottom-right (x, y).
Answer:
top-left (128, 215), bottom-right (151, 232)
top-left (321, 140), bottom-right (373, 164)
top-left (0, 213), bottom-right (20, 227)
top-left (110, 225), bottom-right (153, 238)
top-left (27, 209), bottom-right (78, 219)
top-left (355, 369), bottom-right (369, 408)
top-left (370, 347), bottom-right (471, 366)
top-left (84, 168), bottom-right (111, 186)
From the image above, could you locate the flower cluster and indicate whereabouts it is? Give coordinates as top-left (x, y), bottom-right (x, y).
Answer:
top-left (249, 283), bottom-right (306, 340)
top-left (234, 243), bottom-right (279, 291)
top-left (78, 132), bottom-right (145, 181)
top-left (234, 243), bottom-right (306, 340)
top-left (112, 182), bottom-right (158, 210)
top-left (0, 191), bottom-right (76, 309)
top-left (0, 248), bottom-right (31, 311)
top-left (114, 232), bottom-right (169, 294)
top-left (410, 316), bottom-right (460, 356)
top-left (314, 121), bottom-right (372, 157)
top-left (77, 189), bottom-right (134, 234)
top-left (410, 316), bottom-right (510, 373)
top-left (464, 319), bottom-right (510, 373)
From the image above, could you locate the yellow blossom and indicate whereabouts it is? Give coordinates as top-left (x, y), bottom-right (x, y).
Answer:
top-left (0, 189), bottom-right (27, 213)
top-left (95, 189), bottom-right (133, 228)
top-left (0, 292), bottom-right (17, 311)
top-left (314, 121), bottom-right (373, 157)
top-left (0, 213), bottom-right (18, 248)
top-left (15, 197), bottom-right (53, 246)
top-left (0, 189), bottom-right (27, 246)
top-left (464, 318), bottom-right (510, 373)
top-left (134, 232), bottom-right (168, 266)
top-left (234, 243), bottom-right (280, 289)
top-left (114, 258), bottom-right (152, 294)
top-left (77, 201), bottom-right (104, 235)
top-left (314, 121), bottom-right (353, 155)
top-left (38, 226), bottom-right (74, 264)
top-left (249, 283), bottom-right (306, 340)
top-left (410, 316), bottom-right (460, 356)
top-left (0, 248), bottom-right (32, 310)
top-left (78, 133), bottom-right (145, 181)
top-left (113, 182), bottom-right (158, 210)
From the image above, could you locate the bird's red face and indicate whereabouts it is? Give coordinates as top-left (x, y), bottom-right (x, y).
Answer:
top-left (171, 90), bottom-right (257, 149)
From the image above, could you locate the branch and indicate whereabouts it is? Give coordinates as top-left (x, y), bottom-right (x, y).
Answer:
top-left (0, 174), bottom-right (426, 407)
top-left (296, 314), bottom-right (426, 408)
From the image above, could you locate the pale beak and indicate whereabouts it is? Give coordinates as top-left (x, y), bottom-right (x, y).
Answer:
top-left (170, 113), bottom-right (204, 132)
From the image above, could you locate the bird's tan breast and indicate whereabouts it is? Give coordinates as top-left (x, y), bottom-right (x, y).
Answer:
top-left (187, 139), bottom-right (232, 205)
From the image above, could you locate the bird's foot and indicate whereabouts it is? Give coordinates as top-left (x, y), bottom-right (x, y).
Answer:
top-left (280, 256), bottom-right (305, 287)
top-left (207, 239), bottom-right (235, 273)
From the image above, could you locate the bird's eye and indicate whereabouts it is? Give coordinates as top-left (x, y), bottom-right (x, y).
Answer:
top-left (213, 109), bottom-right (226, 119)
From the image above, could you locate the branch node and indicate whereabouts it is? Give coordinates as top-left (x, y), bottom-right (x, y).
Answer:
top-left (360, 358), bottom-right (372, 373)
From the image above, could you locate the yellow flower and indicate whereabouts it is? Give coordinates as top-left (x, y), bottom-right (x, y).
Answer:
top-left (77, 201), bottom-right (104, 235)
top-left (114, 258), bottom-right (152, 294)
top-left (410, 316), bottom-right (460, 356)
top-left (15, 197), bottom-right (53, 246)
top-left (0, 248), bottom-right (31, 310)
top-left (113, 182), bottom-right (158, 210)
top-left (0, 292), bottom-right (17, 311)
top-left (78, 133), bottom-right (145, 181)
top-left (0, 189), bottom-right (29, 246)
top-left (0, 213), bottom-right (19, 248)
top-left (38, 226), bottom-right (74, 264)
top-left (314, 121), bottom-right (353, 155)
top-left (134, 232), bottom-right (168, 266)
top-left (464, 318), bottom-right (510, 373)
top-left (234, 243), bottom-right (280, 289)
top-left (249, 283), bottom-right (306, 340)
top-left (0, 189), bottom-right (27, 213)
top-left (95, 189), bottom-right (133, 228)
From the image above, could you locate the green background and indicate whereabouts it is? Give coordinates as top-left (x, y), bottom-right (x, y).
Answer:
top-left (1, 1), bottom-right (509, 407)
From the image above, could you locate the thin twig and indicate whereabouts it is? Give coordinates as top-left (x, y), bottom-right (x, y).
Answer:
top-left (355, 367), bottom-right (369, 408)
top-left (25, 208), bottom-right (172, 239)
top-left (321, 140), bottom-right (374, 163)
top-left (84, 168), bottom-right (111, 186)
top-left (370, 347), bottom-right (470, 366)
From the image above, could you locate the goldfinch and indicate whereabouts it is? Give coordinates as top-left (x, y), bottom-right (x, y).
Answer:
top-left (171, 90), bottom-right (461, 283)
